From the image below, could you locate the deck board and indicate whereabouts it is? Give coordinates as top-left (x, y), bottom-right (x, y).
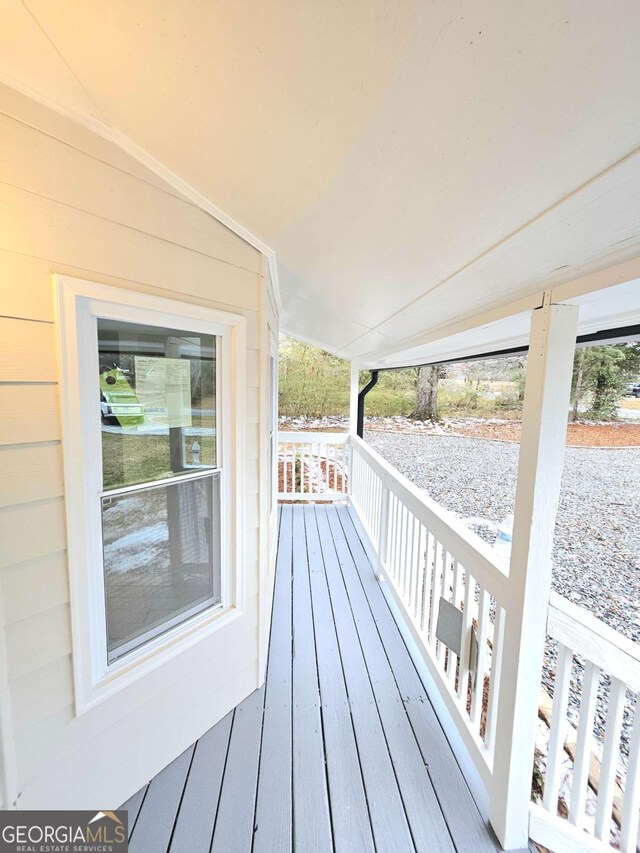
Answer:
top-left (129, 746), bottom-right (194, 853)
top-left (253, 504), bottom-right (293, 852)
top-left (336, 503), bottom-right (499, 853)
top-left (291, 506), bottom-right (333, 851)
top-left (315, 506), bottom-right (416, 853)
top-left (210, 685), bottom-right (265, 853)
top-left (324, 506), bottom-right (455, 853)
top-left (121, 786), bottom-right (147, 838)
top-left (304, 506), bottom-right (376, 853)
top-left (169, 712), bottom-right (232, 853)
top-left (122, 503), bottom-right (500, 853)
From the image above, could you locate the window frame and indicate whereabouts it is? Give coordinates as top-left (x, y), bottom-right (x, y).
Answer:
top-left (55, 276), bottom-right (246, 713)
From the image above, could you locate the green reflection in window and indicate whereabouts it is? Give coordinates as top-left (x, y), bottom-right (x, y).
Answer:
top-left (98, 319), bottom-right (216, 490)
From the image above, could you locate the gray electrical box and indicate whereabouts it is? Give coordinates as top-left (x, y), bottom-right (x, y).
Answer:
top-left (435, 598), bottom-right (463, 657)
top-left (435, 597), bottom-right (479, 678)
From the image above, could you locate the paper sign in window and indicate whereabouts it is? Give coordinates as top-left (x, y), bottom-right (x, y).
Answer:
top-left (135, 356), bottom-right (193, 428)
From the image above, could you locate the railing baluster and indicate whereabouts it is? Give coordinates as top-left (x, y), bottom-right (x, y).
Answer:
top-left (485, 604), bottom-right (504, 754)
top-left (402, 509), bottom-right (409, 602)
top-left (399, 503), bottom-right (408, 598)
top-left (308, 441), bottom-right (312, 495)
top-left (458, 568), bottom-right (473, 702)
top-left (452, 558), bottom-right (463, 610)
top-left (285, 442), bottom-right (290, 495)
top-left (372, 472), bottom-right (377, 546)
top-left (409, 513), bottom-right (417, 605)
top-left (420, 530), bottom-right (432, 634)
top-left (621, 703), bottom-right (640, 853)
top-left (594, 677), bottom-right (626, 840)
top-left (471, 587), bottom-right (489, 726)
top-left (378, 476), bottom-right (389, 565)
top-left (429, 539), bottom-right (441, 648)
top-left (437, 544), bottom-right (449, 664)
top-left (411, 516), bottom-right (422, 620)
top-left (542, 643), bottom-right (573, 813)
top-left (392, 493), bottom-right (401, 582)
top-left (569, 662), bottom-right (601, 827)
top-left (445, 557), bottom-right (460, 680)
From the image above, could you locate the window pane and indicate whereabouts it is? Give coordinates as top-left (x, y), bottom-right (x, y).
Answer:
top-left (98, 319), bottom-right (216, 490)
top-left (102, 474), bottom-right (221, 662)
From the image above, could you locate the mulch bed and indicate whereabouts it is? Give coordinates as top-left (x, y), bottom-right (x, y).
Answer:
top-left (452, 421), bottom-right (640, 447)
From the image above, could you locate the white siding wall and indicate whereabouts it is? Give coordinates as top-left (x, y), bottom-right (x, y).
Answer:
top-left (0, 83), bottom-right (277, 809)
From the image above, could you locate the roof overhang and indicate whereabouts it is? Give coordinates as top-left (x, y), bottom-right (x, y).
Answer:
top-left (1, 2), bottom-right (640, 364)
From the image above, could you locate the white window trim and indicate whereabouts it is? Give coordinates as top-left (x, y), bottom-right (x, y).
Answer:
top-left (55, 276), bottom-right (246, 714)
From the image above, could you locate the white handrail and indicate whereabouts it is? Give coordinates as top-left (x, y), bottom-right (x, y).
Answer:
top-left (349, 435), bottom-right (510, 603)
top-left (279, 431), bottom-right (349, 444)
top-left (548, 592), bottom-right (640, 691)
top-left (277, 431), bottom-right (349, 501)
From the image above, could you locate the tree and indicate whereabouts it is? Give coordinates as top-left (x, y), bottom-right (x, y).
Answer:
top-left (414, 365), bottom-right (440, 420)
top-left (571, 349), bottom-right (586, 422)
top-left (570, 343), bottom-right (640, 420)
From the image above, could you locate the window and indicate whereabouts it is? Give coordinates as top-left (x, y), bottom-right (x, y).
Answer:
top-left (97, 319), bottom-right (222, 663)
top-left (56, 277), bottom-right (246, 711)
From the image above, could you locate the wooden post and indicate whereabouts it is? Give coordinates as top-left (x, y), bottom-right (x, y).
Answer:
top-left (490, 297), bottom-right (578, 850)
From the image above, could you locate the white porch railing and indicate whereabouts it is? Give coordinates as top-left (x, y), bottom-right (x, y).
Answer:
top-left (277, 431), bottom-right (348, 502)
top-left (349, 434), bottom-right (509, 800)
top-left (277, 429), bottom-right (640, 852)
top-left (531, 593), bottom-right (640, 853)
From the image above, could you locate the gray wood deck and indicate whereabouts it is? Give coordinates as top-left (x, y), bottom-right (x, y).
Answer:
top-left (123, 504), bottom-right (501, 852)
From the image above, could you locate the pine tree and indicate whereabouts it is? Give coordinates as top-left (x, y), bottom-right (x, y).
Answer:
top-left (570, 343), bottom-right (640, 420)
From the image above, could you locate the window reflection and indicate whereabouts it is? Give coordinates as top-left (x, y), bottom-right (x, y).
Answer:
top-left (98, 319), bottom-right (216, 490)
top-left (102, 475), bottom-right (221, 662)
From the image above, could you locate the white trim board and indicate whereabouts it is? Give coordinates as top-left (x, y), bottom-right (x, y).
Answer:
top-left (54, 275), bottom-right (248, 713)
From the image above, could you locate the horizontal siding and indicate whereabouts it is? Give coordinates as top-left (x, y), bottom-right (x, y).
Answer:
top-left (0, 318), bottom-right (56, 382)
top-left (19, 663), bottom-right (258, 811)
top-left (1, 552), bottom-right (68, 625)
top-left (0, 112), bottom-right (259, 274)
top-left (0, 85), bottom-right (265, 811)
top-left (0, 385), bottom-right (60, 445)
top-left (5, 604), bottom-right (72, 681)
top-left (0, 499), bottom-right (66, 568)
top-left (0, 251), bottom-right (56, 322)
top-left (15, 608), bottom-right (259, 793)
top-left (11, 655), bottom-right (74, 733)
top-left (0, 83), bottom-right (179, 194)
top-left (0, 443), bottom-right (63, 507)
top-left (0, 184), bottom-right (259, 311)
top-left (0, 249), bottom-right (262, 329)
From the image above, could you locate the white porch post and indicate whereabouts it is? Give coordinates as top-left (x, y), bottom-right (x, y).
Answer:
top-left (349, 362), bottom-right (359, 435)
top-left (491, 296), bottom-right (579, 849)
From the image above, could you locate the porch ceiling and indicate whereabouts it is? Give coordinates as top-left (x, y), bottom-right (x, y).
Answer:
top-left (2, 1), bottom-right (640, 361)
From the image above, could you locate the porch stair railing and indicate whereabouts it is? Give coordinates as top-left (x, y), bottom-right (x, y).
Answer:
top-left (276, 430), bottom-right (640, 853)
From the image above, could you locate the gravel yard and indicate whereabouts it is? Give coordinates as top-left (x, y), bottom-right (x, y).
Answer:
top-left (364, 429), bottom-right (639, 640)
top-left (364, 429), bottom-right (640, 762)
